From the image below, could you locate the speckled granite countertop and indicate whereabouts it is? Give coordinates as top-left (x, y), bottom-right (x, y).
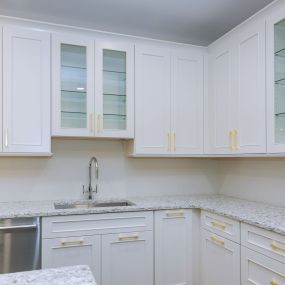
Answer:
top-left (0, 194), bottom-right (284, 235)
top-left (0, 265), bottom-right (96, 285)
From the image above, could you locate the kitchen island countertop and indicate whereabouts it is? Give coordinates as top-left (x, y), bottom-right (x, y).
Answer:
top-left (0, 265), bottom-right (96, 285)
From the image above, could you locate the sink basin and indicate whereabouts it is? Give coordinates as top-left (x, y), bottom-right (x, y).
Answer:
top-left (54, 200), bottom-right (136, 210)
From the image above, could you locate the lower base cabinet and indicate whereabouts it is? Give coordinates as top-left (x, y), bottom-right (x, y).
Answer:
top-left (241, 246), bottom-right (285, 285)
top-left (101, 231), bottom-right (153, 285)
top-left (201, 229), bottom-right (240, 285)
top-left (155, 209), bottom-right (193, 285)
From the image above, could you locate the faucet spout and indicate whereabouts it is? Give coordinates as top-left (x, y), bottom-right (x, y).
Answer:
top-left (88, 157), bottom-right (99, 200)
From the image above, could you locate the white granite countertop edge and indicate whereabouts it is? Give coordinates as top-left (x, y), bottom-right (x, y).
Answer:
top-left (0, 194), bottom-right (284, 235)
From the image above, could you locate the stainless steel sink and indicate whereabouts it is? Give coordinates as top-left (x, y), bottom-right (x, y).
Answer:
top-left (54, 200), bottom-right (135, 210)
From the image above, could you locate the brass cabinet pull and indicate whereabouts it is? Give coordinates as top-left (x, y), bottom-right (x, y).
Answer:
top-left (167, 131), bottom-right (171, 151)
top-left (173, 132), bottom-right (177, 151)
top-left (271, 241), bottom-right (285, 253)
top-left (61, 238), bottom-right (84, 247)
top-left (271, 279), bottom-right (278, 285)
top-left (5, 128), bottom-right (8, 148)
top-left (210, 234), bottom-right (225, 246)
top-left (211, 220), bottom-right (226, 230)
top-left (118, 233), bottom-right (139, 242)
top-left (97, 114), bottom-right (101, 132)
top-left (229, 129), bottom-right (234, 150)
top-left (90, 113), bottom-right (93, 132)
top-left (166, 210), bottom-right (184, 217)
top-left (234, 128), bottom-right (239, 150)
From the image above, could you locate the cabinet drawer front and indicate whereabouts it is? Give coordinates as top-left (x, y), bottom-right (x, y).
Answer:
top-left (241, 223), bottom-right (285, 264)
top-left (201, 211), bottom-right (240, 243)
top-left (241, 247), bottom-right (285, 285)
top-left (42, 211), bottom-right (153, 238)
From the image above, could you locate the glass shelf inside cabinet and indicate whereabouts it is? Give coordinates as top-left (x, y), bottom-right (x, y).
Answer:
top-left (102, 49), bottom-right (127, 130)
top-left (274, 19), bottom-right (285, 143)
top-left (60, 44), bottom-right (87, 129)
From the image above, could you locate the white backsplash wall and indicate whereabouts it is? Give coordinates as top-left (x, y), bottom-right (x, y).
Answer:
top-left (218, 158), bottom-right (285, 207)
top-left (0, 139), bottom-right (219, 202)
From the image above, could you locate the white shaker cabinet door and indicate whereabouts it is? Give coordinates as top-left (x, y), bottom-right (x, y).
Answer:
top-left (155, 210), bottom-right (193, 285)
top-left (3, 26), bottom-right (51, 153)
top-left (0, 27), bottom-right (2, 152)
top-left (234, 19), bottom-right (266, 154)
top-left (134, 45), bottom-right (171, 155)
top-left (201, 229), bottom-right (240, 285)
top-left (206, 39), bottom-right (234, 154)
top-left (42, 235), bottom-right (101, 284)
top-left (101, 231), bottom-right (153, 285)
top-left (241, 247), bottom-right (285, 285)
top-left (171, 50), bottom-right (204, 154)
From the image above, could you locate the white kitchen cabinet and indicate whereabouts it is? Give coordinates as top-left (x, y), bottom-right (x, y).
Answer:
top-left (2, 26), bottom-right (51, 153)
top-left (201, 229), bottom-right (240, 285)
top-left (0, 27), bottom-right (2, 153)
top-left (234, 19), bottom-right (266, 154)
top-left (131, 45), bottom-right (205, 156)
top-left (42, 235), bottom-right (101, 284)
top-left (207, 38), bottom-right (234, 154)
top-left (267, 9), bottom-right (285, 153)
top-left (171, 50), bottom-right (204, 154)
top-left (206, 18), bottom-right (266, 154)
top-left (95, 40), bottom-right (134, 138)
top-left (134, 45), bottom-right (171, 155)
top-left (101, 231), bottom-right (153, 285)
top-left (241, 246), bottom-right (285, 285)
top-left (155, 209), bottom-right (193, 285)
top-left (52, 33), bottom-right (95, 137)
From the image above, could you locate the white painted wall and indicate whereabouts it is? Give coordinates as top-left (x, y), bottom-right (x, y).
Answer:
top-left (218, 159), bottom-right (285, 207)
top-left (0, 139), bottom-right (219, 202)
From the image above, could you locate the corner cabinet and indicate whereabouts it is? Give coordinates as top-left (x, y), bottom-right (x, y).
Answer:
top-left (206, 18), bottom-right (266, 154)
top-left (267, 10), bottom-right (285, 153)
top-left (52, 34), bottom-right (134, 138)
top-left (2, 26), bottom-right (51, 154)
top-left (155, 210), bottom-right (193, 285)
top-left (130, 45), bottom-right (204, 156)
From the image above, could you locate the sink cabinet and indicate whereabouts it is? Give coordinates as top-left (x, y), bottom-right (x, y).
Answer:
top-left (42, 211), bottom-right (153, 285)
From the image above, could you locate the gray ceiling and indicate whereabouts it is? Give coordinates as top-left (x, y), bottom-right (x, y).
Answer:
top-left (0, 0), bottom-right (275, 46)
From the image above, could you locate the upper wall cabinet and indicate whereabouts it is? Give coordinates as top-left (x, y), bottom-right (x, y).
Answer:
top-left (267, 10), bottom-right (285, 153)
top-left (52, 34), bottom-right (134, 139)
top-left (3, 26), bottom-right (51, 154)
top-left (95, 41), bottom-right (134, 138)
top-left (206, 19), bottom-right (266, 154)
top-left (52, 34), bottom-right (95, 137)
top-left (129, 45), bottom-right (204, 156)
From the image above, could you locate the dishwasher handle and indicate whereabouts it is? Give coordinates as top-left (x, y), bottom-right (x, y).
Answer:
top-left (0, 224), bottom-right (38, 233)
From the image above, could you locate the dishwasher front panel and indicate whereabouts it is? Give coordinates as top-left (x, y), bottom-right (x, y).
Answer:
top-left (0, 217), bottom-right (41, 273)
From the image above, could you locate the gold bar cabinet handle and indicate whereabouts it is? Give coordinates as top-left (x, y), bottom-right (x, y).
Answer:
top-left (211, 220), bottom-right (226, 230)
top-left (5, 128), bottom-right (8, 148)
top-left (271, 241), bottom-right (285, 253)
top-left (166, 210), bottom-right (184, 217)
top-left (90, 113), bottom-right (93, 132)
top-left (61, 238), bottom-right (84, 246)
top-left (210, 234), bottom-right (225, 246)
top-left (234, 128), bottom-right (239, 150)
top-left (173, 132), bottom-right (177, 151)
top-left (97, 114), bottom-right (101, 132)
top-left (118, 233), bottom-right (139, 242)
top-left (229, 129), bottom-right (234, 150)
top-left (167, 131), bottom-right (171, 151)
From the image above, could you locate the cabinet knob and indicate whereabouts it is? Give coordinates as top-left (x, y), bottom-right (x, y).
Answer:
top-left (270, 279), bottom-right (278, 285)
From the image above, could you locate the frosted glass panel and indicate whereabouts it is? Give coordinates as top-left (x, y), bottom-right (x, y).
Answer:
top-left (60, 44), bottom-right (87, 129)
top-left (103, 49), bottom-right (127, 130)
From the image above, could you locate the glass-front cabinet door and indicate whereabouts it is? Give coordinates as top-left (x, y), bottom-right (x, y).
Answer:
top-left (267, 11), bottom-right (285, 152)
top-left (95, 41), bottom-right (134, 138)
top-left (52, 34), bottom-right (95, 136)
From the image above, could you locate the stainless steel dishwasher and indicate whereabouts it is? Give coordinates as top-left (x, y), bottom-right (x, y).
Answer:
top-left (0, 217), bottom-right (41, 273)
